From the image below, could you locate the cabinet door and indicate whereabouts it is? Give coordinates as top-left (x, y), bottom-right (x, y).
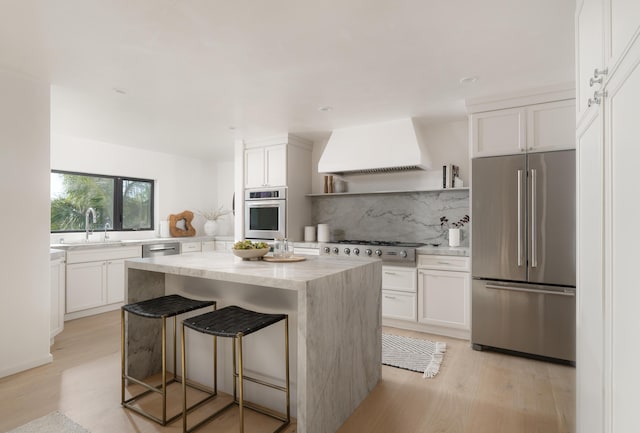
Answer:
top-left (66, 261), bottom-right (105, 313)
top-left (382, 290), bottom-right (417, 321)
top-left (608, 0), bottom-right (640, 68)
top-left (201, 241), bottom-right (215, 252)
top-left (244, 147), bottom-right (266, 188)
top-left (527, 100), bottom-right (576, 152)
top-left (418, 269), bottom-right (470, 329)
top-left (106, 259), bottom-right (126, 304)
top-left (265, 144), bottom-right (286, 186)
top-left (470, 107), bottom-right (526, 157)
top-left (576, 0), bottom-right (604, 123)
top-left (50, 260), bottom-right (65, 339)
top-left (181, 241), bottom-right (202, 253)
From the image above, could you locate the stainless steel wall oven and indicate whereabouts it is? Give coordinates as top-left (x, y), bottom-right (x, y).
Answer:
top-left (244, 187), bottom-right (286, 239)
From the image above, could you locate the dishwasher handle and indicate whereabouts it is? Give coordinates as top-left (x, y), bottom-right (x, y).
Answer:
top-left (485, 284), bottom-right (575, 297)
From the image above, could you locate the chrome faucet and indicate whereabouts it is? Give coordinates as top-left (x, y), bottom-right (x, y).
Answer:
top-left (85, 207), bottom-right (97, 241)
top-left (104, 219), bottom-right (111, 240)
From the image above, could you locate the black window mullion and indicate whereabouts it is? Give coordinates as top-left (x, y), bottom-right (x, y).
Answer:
top-left (113, 177), bottom-right (124, 231)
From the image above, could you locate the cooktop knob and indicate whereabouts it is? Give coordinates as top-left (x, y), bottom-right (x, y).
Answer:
top-left (375, 249), bottom-right (382, 256)
top-left (399, 250), bottom-right (408, 258)
top-left (344, 247), bottom-right (351, 255)
top-left (365, 249), bottom-right (372, 256)
top-left (323, 247), bottom-right (330, 254)
top-left (353, 248), bottom-right (360, 255)
top-left (332, 247), bottom-right (339, 254)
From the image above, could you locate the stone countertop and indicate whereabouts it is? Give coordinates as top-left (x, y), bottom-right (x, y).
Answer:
top-left (49, 248), bottom-right (65, 260)
top-left (50, 235), bottom-right (218, 251)
top-left (416, 245), bottom-right (470, 257)
top-left (126, 251), bottom-right (380, 291)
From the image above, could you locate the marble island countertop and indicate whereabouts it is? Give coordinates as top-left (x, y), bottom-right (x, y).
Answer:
top-left (126, 251), bottom-right (380, 291)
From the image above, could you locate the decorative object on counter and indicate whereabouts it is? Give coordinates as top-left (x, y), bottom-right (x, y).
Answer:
top-left (323, 175), bottom-right (329, 193)
top-left (197, 206), bottom-right (231, 236)
top-left (382, 333), bottom-right (447, 379)
top-left (328, 175), bottom-right (334, 193)
top-left (263, 255), bottom-right (306, 263)
top-left (169, 210), bottom-right (196, 237)
top-left (304, 225), bottom-right (316, 242)
top-left (317, 223), bottom-right (330, 242)
top-left (159, 220), bottom-right (170, 238)
top-left (440, 215), bottom-right (470, 247)
top-left (232, 240), bottom-right (269, 260)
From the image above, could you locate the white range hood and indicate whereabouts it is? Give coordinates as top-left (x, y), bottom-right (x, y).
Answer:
top-left (318, 118), bottom-right (432, 175)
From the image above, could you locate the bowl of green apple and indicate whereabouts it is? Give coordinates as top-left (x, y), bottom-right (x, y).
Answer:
top-left (231, 240), bottom-right (270, 260)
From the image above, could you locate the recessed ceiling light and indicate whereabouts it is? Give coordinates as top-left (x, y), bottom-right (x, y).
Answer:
top-left (318, 106), bottom-right (333, 112)
top-left (459, 76), bottom-right (479, 85)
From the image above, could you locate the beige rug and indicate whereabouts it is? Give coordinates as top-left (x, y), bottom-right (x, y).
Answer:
top-left (7, 411), bottom-right (90, 433)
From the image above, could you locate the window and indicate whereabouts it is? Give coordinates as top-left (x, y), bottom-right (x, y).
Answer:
top-left (51, 170), bottom-right (154, 232)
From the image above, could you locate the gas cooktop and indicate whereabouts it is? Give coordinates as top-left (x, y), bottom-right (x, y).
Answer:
top-left (320, 240), bottom-right (426, 263)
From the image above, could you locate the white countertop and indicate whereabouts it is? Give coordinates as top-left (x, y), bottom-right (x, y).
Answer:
top-left (126, 251), bottom-right (381, 291)
top-left (416, 245), bottom-right (469, 257)
top-left (50, 235), bottom-right (219, 251)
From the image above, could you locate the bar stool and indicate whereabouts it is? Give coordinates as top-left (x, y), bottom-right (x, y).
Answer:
top-left (181, 305), bottom-right (290, 433)
top-left (121, 294), bottom-right (217, 425)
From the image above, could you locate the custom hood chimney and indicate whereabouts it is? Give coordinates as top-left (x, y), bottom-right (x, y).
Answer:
top-left (318, 118), bottom-right (431, 175)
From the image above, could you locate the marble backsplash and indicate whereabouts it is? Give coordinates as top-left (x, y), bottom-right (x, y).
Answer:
top-left (311, 190), bottom-right (470, 246)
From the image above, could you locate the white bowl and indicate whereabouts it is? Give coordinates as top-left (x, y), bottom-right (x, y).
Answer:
top-left (232, 247), bottom-right (269, 260)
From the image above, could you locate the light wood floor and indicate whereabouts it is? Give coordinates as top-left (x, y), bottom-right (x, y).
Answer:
top-left (0, 311), bottom-right (575, 433)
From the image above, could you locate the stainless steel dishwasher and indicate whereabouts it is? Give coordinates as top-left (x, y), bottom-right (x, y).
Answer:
top-left (142, 242), bottom-right (180, 258)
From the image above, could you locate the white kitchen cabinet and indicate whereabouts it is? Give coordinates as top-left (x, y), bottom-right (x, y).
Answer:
top-left (417, 255), bottom-right (470, 337)
top-left (181, 241), bottom-right (202, 253)
top-left (202, 241), bottom-right (216, 252)
top-left (470, 107), bottom-right (526, 157)
top-left (470, 100), bottom-right (575, 158)
top-left (214, 241), bottom-right (234, 251)
top-left (244, 144), bottom-right (286, 188)
top-left (575, 2), bottom-right (640, 431)
top-left (381, 266), bottom-right (417, 322)
top-left (50, 255), bottom-right (65, 343)
top-left (65, 246), bottom-right (141, 319)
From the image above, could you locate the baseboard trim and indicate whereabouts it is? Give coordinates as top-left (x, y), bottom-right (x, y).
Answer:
top-left (0, 353), bottom-right (53, 379)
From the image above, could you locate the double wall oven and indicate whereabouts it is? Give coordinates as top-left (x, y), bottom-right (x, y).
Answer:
top-left (244, 187), bottom-right (286, 239)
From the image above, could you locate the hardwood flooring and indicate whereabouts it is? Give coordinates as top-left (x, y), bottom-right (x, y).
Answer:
top-left (0, 311), bottom-right (574, 433)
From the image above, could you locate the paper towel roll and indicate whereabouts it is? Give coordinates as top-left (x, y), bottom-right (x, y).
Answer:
top-left (317, 224), bottom-right (330, 242)
top-left (304, 226), bottom-right (316, 242)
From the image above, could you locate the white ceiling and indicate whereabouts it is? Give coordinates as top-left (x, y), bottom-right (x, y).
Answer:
top-left (0, 0), bottom-right (575, 160)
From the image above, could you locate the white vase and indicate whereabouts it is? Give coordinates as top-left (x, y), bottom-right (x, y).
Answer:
top-left (448, 228), bottom-right (461, 247)
top-left (204, 220), bottom-right (217, 236)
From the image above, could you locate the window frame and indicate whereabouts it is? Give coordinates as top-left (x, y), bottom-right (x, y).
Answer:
top-left (50, 169), bottom-right (155, 233)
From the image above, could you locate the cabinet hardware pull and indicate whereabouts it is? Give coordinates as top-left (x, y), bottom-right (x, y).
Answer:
top-left (593, 67), bottom-right (608, 78)
top-left (486, 284), bottom-right (575, 297)
top-left (384, 271), bottom-right (398, 275)
top-left (531, 168), bottom-right (537, 268)
top-left (436, 261), bottom-right (451, 265)
top-left (384, 295), bottom-right (397, 300)
top-left (517, 169), bottom-right (524, 266)
top-left (590, 76), bottom-right (603, 87)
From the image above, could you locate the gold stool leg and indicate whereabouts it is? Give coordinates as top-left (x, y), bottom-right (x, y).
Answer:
top-left (121, 309), bottom-right (125, 405)
top-left (162, 316), bottom-right (167, 424)
top-left (181, 323), bottom-right (187, 433)
top-left (238, 334), bottom-right (244, 433)
top-left (285, 317), bottom-right (290, 423)
top-left (232, 337), bottom-right (237, 402)
top-left (173, 316), bottom-right (178, 382)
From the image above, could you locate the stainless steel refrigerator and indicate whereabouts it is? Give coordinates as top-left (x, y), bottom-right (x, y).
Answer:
top-left (471, 150), bottom-right (576, 362)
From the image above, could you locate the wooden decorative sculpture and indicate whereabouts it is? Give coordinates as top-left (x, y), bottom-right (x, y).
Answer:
top-left (169, 210), bottom-right (196, 237)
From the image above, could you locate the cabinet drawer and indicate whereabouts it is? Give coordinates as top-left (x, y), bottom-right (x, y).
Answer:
top-left (382, 266), bottom-right (417, 293)
top-left (382, 290), bottom-right (417, 321)
top-left (417, 255), bottom-right (470, 271)
top-left (181, 241), bottom-right (202, 253)
top-left (66, 245), bottom-right (141, 264)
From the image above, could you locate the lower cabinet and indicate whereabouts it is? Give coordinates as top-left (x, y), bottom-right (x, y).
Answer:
top-left (50, 256), bottom-right (66, 343)
top-left (381, 266), bottom-right (417, 322)
top-left (65, 246), bottom-right (141, 319)
top-left (417, 268), bottom-right (470, 330)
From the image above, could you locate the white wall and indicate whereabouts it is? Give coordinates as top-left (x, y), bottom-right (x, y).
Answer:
top-left (311, 119), bottom-right (469, 193)
top-left (0, 68), bottom-right (52, 378)
top-left (50, 135), bottom-right (233, 241)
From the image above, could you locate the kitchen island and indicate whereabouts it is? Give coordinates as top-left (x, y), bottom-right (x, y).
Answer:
top-left (125, 252), bottom-right (382, 433)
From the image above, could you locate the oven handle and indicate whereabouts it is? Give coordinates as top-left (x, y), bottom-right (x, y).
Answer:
top-left (247, 201), bottom-right (283, 207)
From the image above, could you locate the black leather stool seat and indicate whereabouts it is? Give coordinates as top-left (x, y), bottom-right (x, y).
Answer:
top-left (183, 305), bottom-right (286, 337)
top-left (123, 294), bottom-right (215, 318)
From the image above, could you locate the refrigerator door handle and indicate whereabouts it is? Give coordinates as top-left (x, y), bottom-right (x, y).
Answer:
top-left (517, 169), bottom-right (523, 266)
top-left (531, 168), bottom-right (537, 268)
top-left (485, 284), bottom-right (575, 297)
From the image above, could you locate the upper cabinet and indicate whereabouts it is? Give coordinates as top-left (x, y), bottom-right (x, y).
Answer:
top-left (467, 86), bottom-right (576, 158)
top-left (576, 0), bottom-right (640, 128)
top-left (244, 144), bottom-right (287, 188)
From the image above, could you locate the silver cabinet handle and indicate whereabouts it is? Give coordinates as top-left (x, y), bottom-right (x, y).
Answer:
top-left (383, 295), bottom-right (397, 300)
top-left (486, 284), bottom-right (575, 297)
top-left (436, 261), bottom-right (451, 265)
top-left (590, 76), bottom-right (603, 87)
top-left (531, 168), bottom-right (537, 268)
top-left (383, 271), bottom-right (398, 275)
top-left (148, 247), bottom-right (176, 252)
top-left (517, 169), bottom-right (523, 267)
